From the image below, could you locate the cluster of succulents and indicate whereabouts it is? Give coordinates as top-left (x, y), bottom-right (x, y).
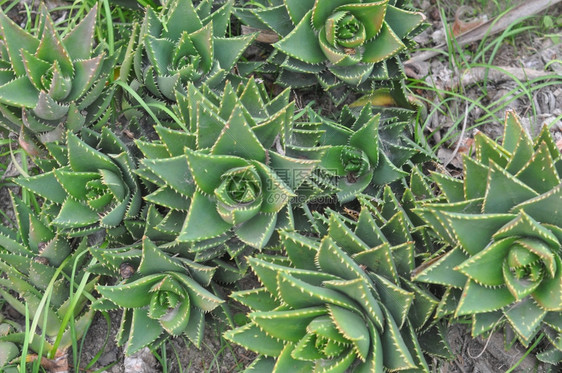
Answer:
top-left (225, 197), bottom-right (448, 372)
top-left (0, 0), bottom-right (559, 371)
top-left (120, 0), bottom-right (256, 123)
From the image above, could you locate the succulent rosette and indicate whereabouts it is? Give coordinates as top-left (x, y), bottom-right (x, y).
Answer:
top-left (235, 0), bottom-right (425, 103)
top-left (120, 0), bottom-right (255, 121)
top-left (134, 79), bottom-right (319, 260)
top-left (0, 193), bottom-right (96, 365)
top-left (15, 127), bottom-right (142, 241)
top-left (92, 237), bottom-right (222, 354)
top-left (180, 144), bottom-right (302, 249)
top-left (224, 205), bottom-right (446, 372)
top-left (413, 112), bottom-right (562, 363)
top-left (304, 104), bottom-right (422, 203)
top-left (0, 4), bottom-right (115, 146)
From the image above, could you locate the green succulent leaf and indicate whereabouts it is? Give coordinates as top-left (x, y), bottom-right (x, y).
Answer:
top-left (0, 341), bottom-right (18, 366)
top-left (178, 190), bottom-right (232, 242)
top-left (328, 304), bottom-right (370, 361)
top-left (0, 76), bottom-right (39, 108)
top-left (275, 11), bottom-right (325, 64)
top-left (224, 323), bottom-right (285, 357)
top-left (384, 5), bottom-right (425, 39)
top-left (141, 155), bottom-right (195, 196)
top-left (251, 307), bottom-right (327, 342)
top-left (0, 11), bottom-right (39, 75)
top-left (16, 171), bottom-right (67, 204)
top-left (62, 5), bottom-right (96, 60)
top-left (504, 297), bottom-right (547, 344)
top-left (444, 212), bottom-right (514, 255)
top-left (362, 23), bottom-right (405, 63)
top-left (455, 237), bottom-right (516, 286)
top-left (97, 275), bottom-right (157, 308)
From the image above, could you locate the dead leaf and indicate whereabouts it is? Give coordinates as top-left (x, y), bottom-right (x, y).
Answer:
top-left (241, 25), bottom-right (279, 44)
top-left (18, 127), bottom-right (43, 157)
top-left (457, 137), bottom-right (475, 155)
top-left (343, 207), bottom-right (360, 221)
top-left (350, 89), bottom-right (397, 108)
top-left (406, 0), bottom-right (562, 64)
top-left (26, 350), bottom-right (68, 373)
top-left (452, 6), bottom-right (486, 36)
top-left (438, 148), bottom-right (464, 169)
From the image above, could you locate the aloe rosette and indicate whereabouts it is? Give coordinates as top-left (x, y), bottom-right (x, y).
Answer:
top-left (305, 104), bottom-right (422, 203)
top-left (91, 237), bottom-right (222, 354)
top-left (15, 127), bottom-right (142, 241)
top-left (413, 112), bottom-right (562, 364)
top-left (235, 0), bottom-right (425, 104)
top-left (134, 79), bottom-right (319, 261)
top-left (0, 4), bottom-right (115, 146)
top-left (120, 0), bottom-right (255, 120)
top-left (0, 193), bottom-right (96, 365)
top-left (224, 203), bottom-right (447, 372)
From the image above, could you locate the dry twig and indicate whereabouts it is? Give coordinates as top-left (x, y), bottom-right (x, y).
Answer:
top-left (444, 66), bottom-right (553, 89)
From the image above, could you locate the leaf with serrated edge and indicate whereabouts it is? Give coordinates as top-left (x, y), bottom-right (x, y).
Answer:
top-left (251, 307), bottom-right (326, 342)
top-left (223, 323), bottom-right (284, 357)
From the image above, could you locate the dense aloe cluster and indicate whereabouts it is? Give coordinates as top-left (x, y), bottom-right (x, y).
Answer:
top-left (0, 1), bottom-right (559, 371)
top-left (225, 195), bottom-right (451, 371)
top-left (120, 0), bottom-right (255, 123)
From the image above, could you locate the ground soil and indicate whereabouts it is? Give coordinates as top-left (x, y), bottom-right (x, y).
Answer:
top-left (0, 0), bottom-right (561, 372)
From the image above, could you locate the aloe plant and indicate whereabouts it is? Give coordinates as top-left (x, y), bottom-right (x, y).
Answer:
top-left (120, 0), bottom-right (256, 121)
top-left (413, 111), bottom-right (562, 364)
top-left (0, 192), bottom-right (96, 367)
top-left (0, 4), bottom-right (115, 147)
top-left (224, 201), bottom-right (448, 372)
top-left (91, 237), bottom-right (222, 354)
top-left (0, 316), bottom-right (19, 368)
top-left (134, 78), bottom-right (319, 261)
top-left (15, 127), bottom-right (142, 242)
top-left (235, 0), bottom-right (425, 104)
top-left (304, 104), bottom-right (424, 203)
